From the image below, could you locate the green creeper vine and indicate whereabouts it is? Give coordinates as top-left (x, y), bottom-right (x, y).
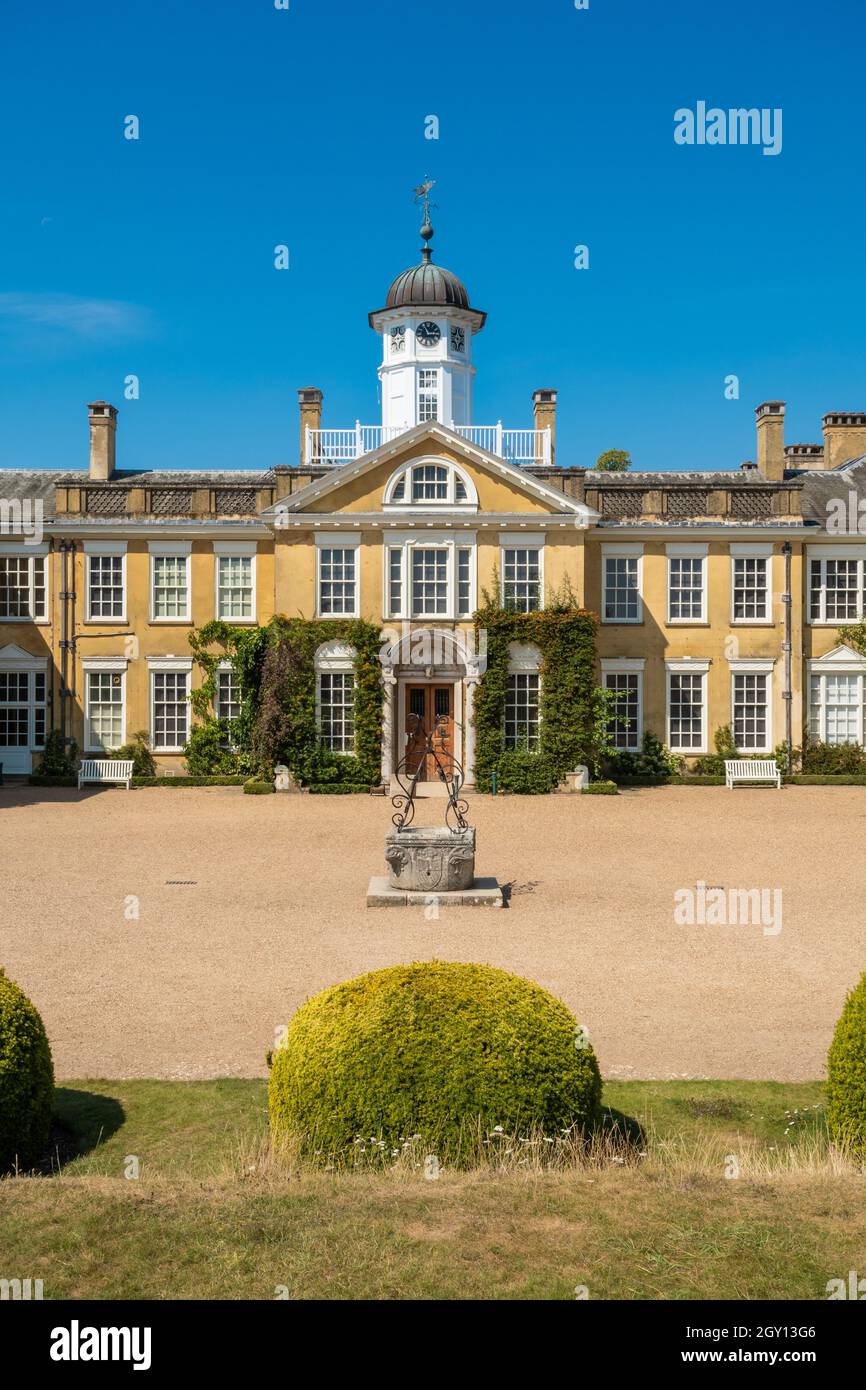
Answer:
top-left (472, 592), bottom-right (599, 794)
top-left (186, 616), bottom-right (384, 787)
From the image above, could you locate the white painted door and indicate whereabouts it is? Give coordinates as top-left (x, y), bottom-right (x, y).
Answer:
top-left (0, 670), bottom-right (36, 774)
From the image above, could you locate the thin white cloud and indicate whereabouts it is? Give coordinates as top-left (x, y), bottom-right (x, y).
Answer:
top-left (0, 292), bottom-right (152, 339)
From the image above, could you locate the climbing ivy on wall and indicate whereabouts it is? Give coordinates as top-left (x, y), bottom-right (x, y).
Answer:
top-left (187, 616), bottom-right (384, 787)
top-left (472, 596), bottom-right (599, 794)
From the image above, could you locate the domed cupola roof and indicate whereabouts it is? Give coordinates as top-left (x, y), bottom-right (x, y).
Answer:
top-left (369, 217), bottom-right (486, 332)
top-left (386, 256), bottom-right (470, 310)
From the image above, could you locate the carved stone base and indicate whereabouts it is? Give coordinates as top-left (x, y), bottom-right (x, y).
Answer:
top-left (366, 875), bottom-right (503, 908)
top-left (384, 826), bottom-right (476, 892)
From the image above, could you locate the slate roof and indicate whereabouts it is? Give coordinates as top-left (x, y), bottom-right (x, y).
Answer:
top-left (584, 471), bottom-right (784, 486)
top-left (800, 455), bottom-right (866, 526)
top-left (0, 470), bottom-right (65, 520)
top-left (54, 469), bottom-right (276, 487)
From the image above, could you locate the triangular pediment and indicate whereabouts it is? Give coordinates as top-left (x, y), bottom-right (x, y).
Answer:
top-left (261, 423), bottom-right (598, 523)
top-left (0, 642), bottom-right (49, 668)
top-left (813, 643), bottom-right (866, 665)
top-left (0, 642), bottom-right (41, 662)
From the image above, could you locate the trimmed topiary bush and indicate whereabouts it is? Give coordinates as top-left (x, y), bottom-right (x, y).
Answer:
top-left (269, 961), bottom-right (602, 1162)
top-left (582, 780), bottom-right (618, 795)
top-left (0, 970), bottom-right (54, 1173)
top-left (36, 730), bottom-right (78, 778)
top-left (243, 778), bottom-right (274, 795)
top-left (827, 973), bottom-right (866, 1157)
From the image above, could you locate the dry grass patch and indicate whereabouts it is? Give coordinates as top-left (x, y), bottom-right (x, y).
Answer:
top-left (0, 1079), bottom-right (864, 1299)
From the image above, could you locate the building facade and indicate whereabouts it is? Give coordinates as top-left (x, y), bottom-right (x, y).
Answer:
top-left (3, 230), bottom-right (866, 783)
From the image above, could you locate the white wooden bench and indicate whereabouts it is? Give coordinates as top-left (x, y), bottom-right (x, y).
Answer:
top-left (77, 759), bottom-right (135, 791)
top-left (724, 758), bottom-right (781, 790)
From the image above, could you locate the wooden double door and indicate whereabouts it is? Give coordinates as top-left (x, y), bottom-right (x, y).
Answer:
top-left (404, 684), bottom-right (455, 781)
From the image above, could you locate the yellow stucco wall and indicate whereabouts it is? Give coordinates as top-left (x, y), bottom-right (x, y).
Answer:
top-left (3, 541), bottom-right (274, 771)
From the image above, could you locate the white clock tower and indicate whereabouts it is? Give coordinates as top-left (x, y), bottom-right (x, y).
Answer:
top-left (368, 210), bottom-right (486, 432)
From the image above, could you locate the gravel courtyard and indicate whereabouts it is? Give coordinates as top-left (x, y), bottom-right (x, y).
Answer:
top-left (1, 785), bottom-right (862, 1081)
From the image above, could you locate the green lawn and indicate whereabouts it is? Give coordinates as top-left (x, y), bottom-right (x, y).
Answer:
top-left (1, 1079), bottom-right (863, 1300)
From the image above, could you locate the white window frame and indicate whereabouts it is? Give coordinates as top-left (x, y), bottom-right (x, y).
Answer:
top-left (500, 535), bottom-right (544, 613)
top-left (82, 657), bottom-right (127, 753)
top-left (417, 367), bottom-right (440, 423)
top-left (728, 658), bottom-right (774, 754)
top-left (84, 541), bottom-right (127, 624)
top-left (504, 643), bottom-right (542, 753)
top-left (807, 545), bottom-right (866, 625)
top-left (315, 533), bottom-right (360, 619)
top-left (314, 641), bottom-right (358, 756)
top-left (602, 544), bottom-right (643, 624)
top-left (667, 543), bottom-right (707, 625)
top-left (383, 531), bottom-right (476, 621)
top-left (808, 648), bottom-right (866, 745)
top-left (214, 661), bottom-right (241, 723)
top-left (0, 651), bottom-right (48, 752)
top-left (0, 543), bottom-right (49, 624)
top-left (666, 659), bottom-right (710, 754)
top-left (148, 658), bottom-right (193, 753)
top-left (213, 542), bottom-right (257, 623)
top-left (148, 542), bottom-right (192, 624)
top-left (730, 543), bottom-right (772, 626)
top-left (601, 657), bottom-right (645, 752)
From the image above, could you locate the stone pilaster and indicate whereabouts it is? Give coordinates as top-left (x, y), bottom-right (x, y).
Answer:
top-left (380, 663), bottom-right (397, 789)
top-left (463, 676), bottom-right (478, 787)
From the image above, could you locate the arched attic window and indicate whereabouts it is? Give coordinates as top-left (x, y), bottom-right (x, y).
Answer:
top-left (384, 459), bottom-right (478, 509)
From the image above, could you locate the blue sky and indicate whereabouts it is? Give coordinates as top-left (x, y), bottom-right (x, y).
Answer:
top-left (1, 0), bottom-right (864, 474)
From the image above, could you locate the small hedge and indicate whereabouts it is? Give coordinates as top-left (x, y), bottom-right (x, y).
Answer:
top-left (28, 776), bottom-right (77, 788)
top-left (132, 776), bottom-right (246, 788)
top-left (243, 779), bottom-right (275, 795)
top-left (827, 973), bottom-right (866, 1157)
top-left (0, 970), bottom-right (54, 1174)
top-left (802, 741), bottom-right (866, 775)
top-left (268, 961), bottom-right (602, 1164)
top-left (787, 775), bottom-right (866, 786)
top-left (613, 775), bottom-right (726, 787)
top-left (582, 780), bottom-right (618, 795)
top-left (484, 751), bottom-right (559, 795)
top-left (307, 783), bottom-right (373, 795)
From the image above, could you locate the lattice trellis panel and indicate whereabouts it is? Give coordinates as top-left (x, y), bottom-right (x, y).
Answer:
top-left (601, 491), bottom-right (643, 519)
top-left (731, 490), bottom-right (772, 520)
top-left (85, 489), bottom-right (127, 515)
top-left (666, 491), bottom-right (708, 519)
top-left (150, 489), bottom-right (193, 515)
top-left (215, 489), bottom-right (257, 514)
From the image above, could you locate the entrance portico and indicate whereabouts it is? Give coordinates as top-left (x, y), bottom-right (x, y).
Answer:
top-left (380, 626), bottom-right (484, 791)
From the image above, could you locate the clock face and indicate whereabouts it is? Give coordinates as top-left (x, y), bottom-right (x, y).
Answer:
top-left (389, 326), bottom-right (406, 353)
top-left (416, 320), bottom-right (441, 347)
top-left (450, 325), bottom-right (465, 353)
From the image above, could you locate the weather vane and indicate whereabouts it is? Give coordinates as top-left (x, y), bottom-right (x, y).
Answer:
top-left (413, 178), bottom-right (436, 228)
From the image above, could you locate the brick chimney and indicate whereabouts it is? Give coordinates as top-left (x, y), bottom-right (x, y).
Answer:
top-left (298, 387), bottom-right (323, 466)
top-left (87, 401), bottom-right (117, 481)
top-left (532, 388), bottom-right (557, 464)
top-left (755, 401), bottom-right (785, 481)
top-left (822, 412), bottom-right (866, 469)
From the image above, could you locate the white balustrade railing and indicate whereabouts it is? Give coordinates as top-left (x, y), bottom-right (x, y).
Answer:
top-left (305, 422), bottom-right (551, 467)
